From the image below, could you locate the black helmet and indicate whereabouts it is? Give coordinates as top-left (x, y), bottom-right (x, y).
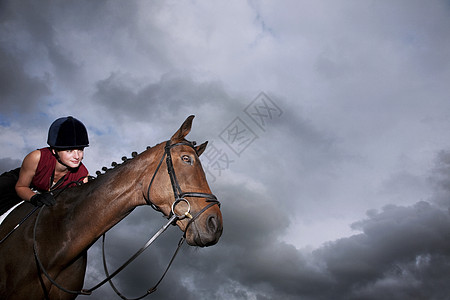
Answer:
top-left (47, 116), bottom-right (89, 149)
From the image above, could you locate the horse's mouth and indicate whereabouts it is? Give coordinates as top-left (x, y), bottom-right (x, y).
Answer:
top-left (185, 215), bottom-right (223, 247)
top-left (189, 230), bottom-right (222, 247)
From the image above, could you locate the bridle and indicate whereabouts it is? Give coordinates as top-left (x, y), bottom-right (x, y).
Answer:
top-left (146, 140), bottom-right (220, 231)
top-left (32, 140), bottom-right (221, 299)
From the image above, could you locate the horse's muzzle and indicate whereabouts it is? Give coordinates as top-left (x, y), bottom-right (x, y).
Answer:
top-left (186, 212), bottom-right (223, 247)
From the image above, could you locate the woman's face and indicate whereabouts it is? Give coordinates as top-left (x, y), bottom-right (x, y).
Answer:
top-left (56, 148), bottom-right (84, 168)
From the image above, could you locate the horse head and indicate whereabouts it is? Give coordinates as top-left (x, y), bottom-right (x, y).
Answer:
top-left (144, 115), bottom-right (223, 247)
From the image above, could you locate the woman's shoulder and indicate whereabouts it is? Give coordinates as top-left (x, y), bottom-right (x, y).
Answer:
top-left (20, 149), bottom-right (42, 174)
top-left (23, 148), bottom-right (53, 168)
top-left (24, 149), bottom-right (42, 163)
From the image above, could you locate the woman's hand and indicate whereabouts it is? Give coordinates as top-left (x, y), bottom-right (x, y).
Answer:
top-left (30, 192), bottom-right (56, 207)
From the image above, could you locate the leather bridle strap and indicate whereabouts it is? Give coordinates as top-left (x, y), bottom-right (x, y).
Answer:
top-left (33, 206), bottom-right (91, 296)
top-left (144, 145), bottom-right (166, 211)
top-left (102, 235), bottom-right (186, 300)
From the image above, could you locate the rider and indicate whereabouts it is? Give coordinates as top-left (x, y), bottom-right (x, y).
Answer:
top-left (14, 116), bottom-right (90, 207)
top-left (0, 116), bottom-right (90, 211)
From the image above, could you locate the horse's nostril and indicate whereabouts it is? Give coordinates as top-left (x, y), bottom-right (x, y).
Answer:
top-left (207, 215), bottom-right (218, 232)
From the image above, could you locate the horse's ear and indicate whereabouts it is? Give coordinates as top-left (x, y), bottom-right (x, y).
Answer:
top-left (196, 141), bottom-right (208, 157)
top-left (171, 115), bottom-right (195, 142)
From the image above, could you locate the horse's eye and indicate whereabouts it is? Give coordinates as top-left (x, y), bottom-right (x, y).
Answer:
top-left (181, 155), bottom-right (193, 165)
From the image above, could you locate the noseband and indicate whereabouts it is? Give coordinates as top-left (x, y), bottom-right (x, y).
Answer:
top-left (146, 140), bottom-right (221, 233)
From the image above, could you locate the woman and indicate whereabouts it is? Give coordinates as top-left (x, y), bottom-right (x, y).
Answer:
top-left (0, 116), bottom-right (89, 214)
top-left (15, 116), bottom-right (90, 207)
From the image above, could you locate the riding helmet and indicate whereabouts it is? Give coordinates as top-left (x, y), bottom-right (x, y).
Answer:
top-left (47, 116), bottom-right (89, 149)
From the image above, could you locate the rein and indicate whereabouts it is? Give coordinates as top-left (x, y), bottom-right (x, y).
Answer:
top-left (33, 200), bottom-right (186, 298)
top-left (0, 205), bottom-right (39, 244)
top-left (33, 140), bottom-right (220, 299)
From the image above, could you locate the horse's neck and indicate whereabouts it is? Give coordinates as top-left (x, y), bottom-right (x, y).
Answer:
top-left (57, 149), bottom-right (158, 254)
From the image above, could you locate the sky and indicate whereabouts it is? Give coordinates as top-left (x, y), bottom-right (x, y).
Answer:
top-left (1, 0), bottom-right (450, 299)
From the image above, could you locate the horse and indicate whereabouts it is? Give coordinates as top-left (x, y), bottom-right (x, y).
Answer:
top-left (0, 115), bottom-right (223, 299)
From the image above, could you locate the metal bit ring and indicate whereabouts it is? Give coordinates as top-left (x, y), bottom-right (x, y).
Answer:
top-left (171, 198), bottom-right (192, 220)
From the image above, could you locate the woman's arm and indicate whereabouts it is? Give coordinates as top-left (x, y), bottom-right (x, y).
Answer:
top-left (15, 150), bottom-right (41, 201)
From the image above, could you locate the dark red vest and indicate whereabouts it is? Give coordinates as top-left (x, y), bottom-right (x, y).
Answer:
top-left (31, 147), bottom-right (88, 191)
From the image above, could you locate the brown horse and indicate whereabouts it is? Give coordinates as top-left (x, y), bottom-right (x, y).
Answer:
top-left (0, 115), bottom-right (222, 299)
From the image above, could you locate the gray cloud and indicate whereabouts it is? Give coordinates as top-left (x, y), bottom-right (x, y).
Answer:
top-left (83, 165), bottom-right (450, 300)
top-left (0, 47), bottom-right (50, 115)
top-left (93, 72), bottom-right (231, 126)
top-left (321, 201), bottom-right (450, 299)
top-left (0, 158), bottom-right (21, 174)
top-left (428, 150), bottom-right (450, 209)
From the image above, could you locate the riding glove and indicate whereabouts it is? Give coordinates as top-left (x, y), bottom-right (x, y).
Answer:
top-left (30, 192), bottom-right (56, 207)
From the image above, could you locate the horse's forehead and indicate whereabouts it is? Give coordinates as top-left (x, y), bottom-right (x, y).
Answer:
top-left (171, 141), bottom-right (198, 155)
